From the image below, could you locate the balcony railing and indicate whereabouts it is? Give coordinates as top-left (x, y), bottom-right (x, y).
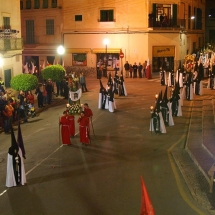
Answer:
top-left (148, 18), bottom-right (186, 29)
top-left (0, 38), bottom-right (23, 51)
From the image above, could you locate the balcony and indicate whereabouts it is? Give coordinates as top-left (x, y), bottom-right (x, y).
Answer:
top-left (0, 38), bottom-right (23, 51)
top-left (148, 18), bottom-right (186, 29)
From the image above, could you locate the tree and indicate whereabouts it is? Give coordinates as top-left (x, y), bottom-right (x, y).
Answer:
top-left (42, 65), bottom-right (66, 82)
top-left (10, 74), bottom-right (38, 91)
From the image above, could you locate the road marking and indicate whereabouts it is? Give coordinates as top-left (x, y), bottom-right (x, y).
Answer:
top-left (0, 112), bottom-right (104, 197)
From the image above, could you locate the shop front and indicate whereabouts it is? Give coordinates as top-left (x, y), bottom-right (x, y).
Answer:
top-left (152, 46), bottom-right (175, 73)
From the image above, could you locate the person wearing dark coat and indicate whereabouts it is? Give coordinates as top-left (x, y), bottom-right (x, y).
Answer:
top-left (45, 79), bottom-right (53, 104)
top-left (138, 63), bottom-right (143, 78)
top-left (132, 62), bottom-right (138, 78)
top-left (35, 84), bottom-right (44, 108)
top-left (62, 79), bottom-right (69, 99)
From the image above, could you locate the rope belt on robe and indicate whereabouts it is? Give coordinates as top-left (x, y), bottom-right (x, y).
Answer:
top-left (80, 125), bottom-right (89, 138)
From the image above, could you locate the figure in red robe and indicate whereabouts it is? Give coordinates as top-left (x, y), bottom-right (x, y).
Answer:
top-left (68, 115), bottom-right (75, 137)
top-left (77, 111), bottom-right (90, 145)
top-left (59, 111), bottom-right (71, 145)
top-left (83, 103), bottom-right (93, 133)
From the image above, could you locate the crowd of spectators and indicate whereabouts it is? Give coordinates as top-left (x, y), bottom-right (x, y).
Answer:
top-left (0, 71), bottom-right (88, 134)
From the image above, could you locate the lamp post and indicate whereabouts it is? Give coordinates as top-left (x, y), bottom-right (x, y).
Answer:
top-left (103, 38), bottom-right (109, 77)
top-left (57, 45), bottom-right (65, 66)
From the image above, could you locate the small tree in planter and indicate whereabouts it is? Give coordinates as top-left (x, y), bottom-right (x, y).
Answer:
top-left (10, 74), bottom-right (38, 91)
top-left (41, 65), bottom-right (66, 82)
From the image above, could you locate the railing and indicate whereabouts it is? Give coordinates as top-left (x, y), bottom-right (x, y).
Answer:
top-left (0, 38), bottom-right (23, 51)
top-left (148, 18), bottom-right (186, 29)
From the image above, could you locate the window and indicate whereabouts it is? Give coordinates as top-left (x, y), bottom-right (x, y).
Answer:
top-left (75, 15), bottom-right (82, 21)
top-left (26, 20), bottom-right (35, 44)
top-left (34, 0), bottom-right (40, 9)
top-left (20, 1), bottom-right (23, 10)
top-left (3, 17), bottom-right (10, 29)
top-left (209, 30), bottom-right (215, 43)
top-left (43, 0), bottom-right (48, 8)
top-left (52, 0), bottom-right (57, 8)
top-left (209, 9), bottom-right (215, 19)
top-left (150, 4), bottom-right (178, 28)
top-left (194, 8), bottom-right (202, 30)
top-left (26, 0), bottom-right (31, 9)
top-left (100, 10), bottom-right (114, 22)
top-left (46, 19), bottom-right (54, 35)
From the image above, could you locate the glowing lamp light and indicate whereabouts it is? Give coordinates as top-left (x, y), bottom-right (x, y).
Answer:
top-left (57, 45), bottom-right (65, 55)
top-left (66, 103), bottom-right (70, 108)
top-left (155, 93), bottom-right (158, 99)
top-left (191, 16), bottom-right (195, 20)
top-left (103, 38), bottom-right (109, 46)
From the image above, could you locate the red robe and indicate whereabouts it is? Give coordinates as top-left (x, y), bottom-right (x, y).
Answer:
top-left (77, 116), bottom-right (90, 144)
top-left (60, 115), bottom-right (71, 145)
top-left (84, 108), bottom-right (93, 133)
top-left (68, 115), bottom-right (75, 137)
top-left (146, 65), bottom-right (152, 79)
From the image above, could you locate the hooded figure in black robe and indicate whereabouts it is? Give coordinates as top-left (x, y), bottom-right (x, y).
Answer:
top-left (118, 73), bottom-right (127, 96)
top-left (6, 127), bottom-right (26, 187)
top-left (98, 79), bottom-right (107, 109)
top-left (170, 83), bottom-right (180, 116)
top-left (160, 86), bottom-right (169, 126)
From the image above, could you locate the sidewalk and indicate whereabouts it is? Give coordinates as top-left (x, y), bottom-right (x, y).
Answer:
top-left (171, 82), bottom-right (215, 214)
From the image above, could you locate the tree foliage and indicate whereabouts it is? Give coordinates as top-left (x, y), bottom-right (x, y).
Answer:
top-left (10, 74), bottom-right (38, 91)
top-left (42, 65), bottom-right (66, 82)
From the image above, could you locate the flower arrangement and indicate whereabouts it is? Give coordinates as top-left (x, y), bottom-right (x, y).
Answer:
top-left (69, 77), bottom-right (79, 92)
top-left (67, 103), bottom-right (82, 115)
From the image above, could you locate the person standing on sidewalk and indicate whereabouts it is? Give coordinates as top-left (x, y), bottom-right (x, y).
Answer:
top-left (124, 61), bottom-right (130, 78)
top-left (138, 62), bottom-right (143, 78)
top-left (45, 79), bottom-right (53, 104)
top-left (132, 62), bottom-right (138, 78)
top-left (79, 72), bottom-right (88, 92)
top-left (35, 84), bottom-right (44, 108)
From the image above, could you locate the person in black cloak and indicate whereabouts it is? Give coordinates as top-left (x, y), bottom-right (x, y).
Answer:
top-left (118, 73), bottom-right (126, 96)
top-left (98, 79), bottom-right (107, 109)
top-left (151, 107), bottom-right (160, 134)
top-left (6, 126), bottom-right (26, 187)
top-left (168, 69), bottom-right (174, 87)
top-left (113, 73), bottom-right (119, 95)
top-left (160, 86), bottom-right (169, 126)
top-left (170, 83), bottom-right (180, 116)
top-left (17, 120), bottom-right (26, 159)
top-left (193, 61), bottom-right (201, 95)
top-left (160, 66), bottom-right (167, 86)
top-left (184, 66), bottom-right (193, 100)
top-left (106, 84), bottom-right (116, 112)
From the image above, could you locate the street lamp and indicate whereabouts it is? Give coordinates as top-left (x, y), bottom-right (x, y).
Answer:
top-left (103, 38), bottom-right (109, 77)
top-left (57, 45), bottom-right (65, 66)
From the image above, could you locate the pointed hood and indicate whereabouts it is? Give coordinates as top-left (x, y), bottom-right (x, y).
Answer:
top-left (8, 126), bottom-right (18, 155)
top-left (99, 79), bottom-right (105, 93)
top-left (163, 86), bottom-right (169, 104)
top-left (17, 121), bottom-right (26, 159)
